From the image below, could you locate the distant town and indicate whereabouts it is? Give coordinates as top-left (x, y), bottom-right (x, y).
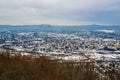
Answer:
top-left (0, 25), bottom-right (120, 79)
top-left (0, 29), bottom-right (120, 62)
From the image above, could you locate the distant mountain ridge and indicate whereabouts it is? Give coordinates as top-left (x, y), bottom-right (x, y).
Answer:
top-left (0, 24), bottom-right (120, 32)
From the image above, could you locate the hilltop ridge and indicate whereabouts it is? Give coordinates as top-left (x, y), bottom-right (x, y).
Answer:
top-left (0, 24), bottom-right (120, 32)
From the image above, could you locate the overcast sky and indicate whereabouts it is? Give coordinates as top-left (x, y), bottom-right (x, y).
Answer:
top-left (0, 0), bottom-right (120, 25)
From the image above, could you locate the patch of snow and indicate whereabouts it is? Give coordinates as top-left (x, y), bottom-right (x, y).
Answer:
top-left (96, 30), bottom-right (115, 33)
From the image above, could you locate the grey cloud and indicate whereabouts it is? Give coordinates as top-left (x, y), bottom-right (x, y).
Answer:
top-left (0, 0), bottom-right (120, 25)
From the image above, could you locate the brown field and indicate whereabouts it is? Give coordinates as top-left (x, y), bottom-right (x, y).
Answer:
top-left (0, 51), bottom-right (119, 80)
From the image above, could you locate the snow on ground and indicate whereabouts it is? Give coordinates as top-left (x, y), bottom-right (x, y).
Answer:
top-left (88, 53), bottom-right (120, 61)
top-left (62, 55), bottom-right (87, 61)
top-left (97, 30), bottom-right (115, 33)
